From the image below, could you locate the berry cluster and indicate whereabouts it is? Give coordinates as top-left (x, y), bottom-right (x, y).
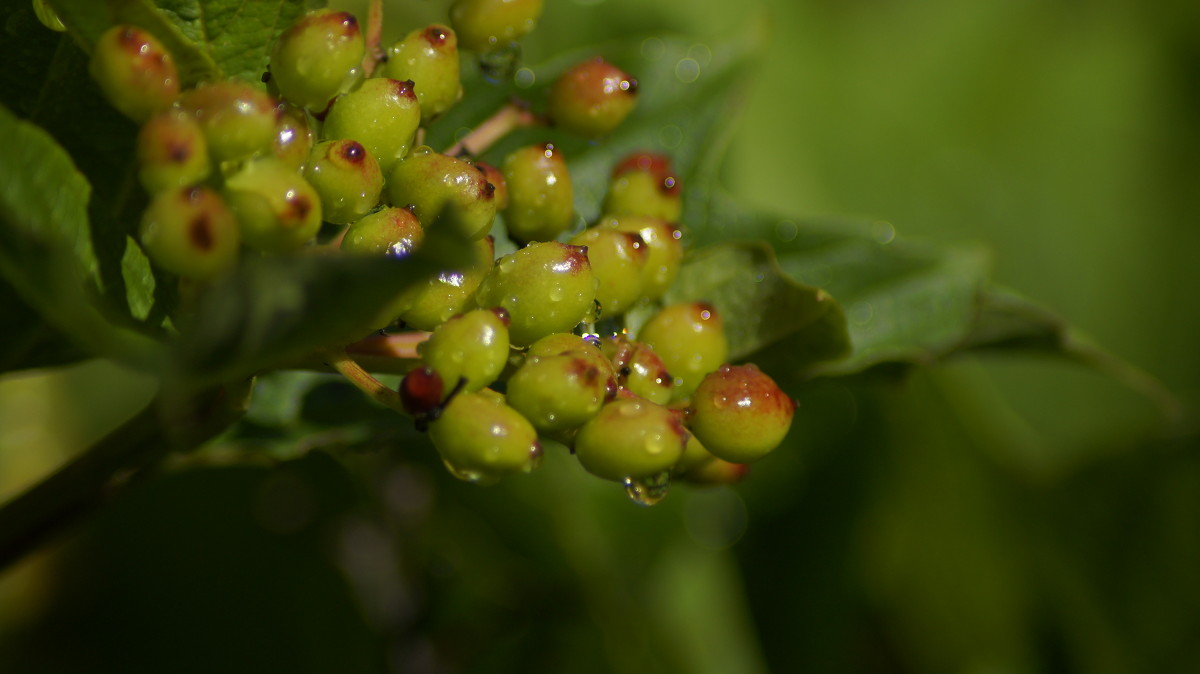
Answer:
top-left (89, 2), bottom-right (794, 504)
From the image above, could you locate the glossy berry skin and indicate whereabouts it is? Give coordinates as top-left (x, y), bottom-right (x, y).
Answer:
top-left (506, 353), bottom-right (610, 434)
top-left (398, 235), bottom-right (495, 331)
top-left (688, 364), bottom-right (795, 463)
top-left (475, 242), bottom-right (597, 346)
top-left (601, 336), bottom-right (672, 405)
top-left (136, 110), bottom-right (210, 193)
top-left (680, 456), bottom-right (748, 486)
top-left (89, 25), bottom-right (178, 122)
top-left (429, 390), bottom-right (542, 484)
top-left (303, 139), bottom-right (382, 224)
top-left (574, 398), bottom-right (688, 482)
top-left (604, 152), bottom-right (682, 222)
top-left (387, 147), bottom-right (496, 240)
top-left (568, 227), bottom-right (647, 317)
top-left (139, 186), bottom-right (239, 279)
top-left (547, 58), bottom-right (637, 138)
top-left (272, 104), bottom-right (315, 171)
top-left (224, 158), bottom-right (322, 251)
top-left (323, 78), bottom-right (420, 173)
top-left (502, 143), bottom-right (573, 245)
top-left (596, 215), bottom-right (682, 301)
top-left (399, 365), bottom-right (444, 418)
top-left (269, 10), bottom-right (364, 111)
top-left (528, 333), bottom-right (617, 390)
top-left (382, 25), bottom-right (463, 123)
top-left (638, 302), bottom-right (727, 398)
top-left (417, 308), bottom-right (511, 393)
top-left (342, 206), bottom-right (424, 256)
top-left (450, 0), bottom-right (544, 53)
top-left (179, 82), bottom-right (278, 163)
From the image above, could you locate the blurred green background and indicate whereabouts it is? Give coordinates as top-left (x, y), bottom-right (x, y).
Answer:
top-left (2, 0), bottom-right (1198, 672)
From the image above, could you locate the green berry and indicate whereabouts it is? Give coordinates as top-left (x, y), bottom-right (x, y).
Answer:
top-left (506, 353), bottom-right (610, 434)
top-left (547, 58), bottom-right (637, 138)
top-left (397, 235), bottom-right (495, 331)
top-left (272, 103), bottom-right (315, 171)
top-left (417, 308), bottom-right (511, 393)
top-left (601, 336), bottom-right (672, 405)
top-left (502, 143), bottom-right (574, 245)
top-left (450, 0), bottom-right (544, 53)
top-left (428, 390), bottom-right (542, 483)
top-left (323, 78), bottom-right (420, 173)
top-left (179, 81), bottom-right (278, 163)
top-left (135, 110), bottom-right (210, 193)
top-left (638, 302), bottom-right (727, 398)
top-left (139, 186), bottom-right (240, 279)
top-left (568, 227), bottom-right (647, 317)
top-left (224, 158), bottom-right (322, 251)
top-left (386, 147), bottom-right (497, 240)
top-left (596, 214), bottom-right (682, 300)
top-left (381, 25), bottom-right (463, 123)
top-left (303, 139), bottom-right (382, 224)
top-left (688, 364), bottom-right (794, 463)
top-left (574, 398), bottom-right (687, 482)
top-left (679, 456), bottom-right (748, 486)
top-left (342, 206), bottom-right (424, 256)
top-left (528, 333), bottom-right (617, 390)
top-left (269, 9), bottom-right (365, 111)
top-left (89, 25), bottom-right (179, 122)
top-left (603, 152), bottom-right (682, 222)
top-left (475, 241), bottom-right (597, 346)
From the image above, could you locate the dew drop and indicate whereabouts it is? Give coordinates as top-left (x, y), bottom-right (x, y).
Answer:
top-left (442, 459), bottom-right (487, 484)
top-left (623, 472), bottom-right (671, 506)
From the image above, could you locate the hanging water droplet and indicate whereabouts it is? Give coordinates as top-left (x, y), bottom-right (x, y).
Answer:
top-left (443, 459), bottom-right (487, 484)
top-left (623, 472), bottom-right (671, 506)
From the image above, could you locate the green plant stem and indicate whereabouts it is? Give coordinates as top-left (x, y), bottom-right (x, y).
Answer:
top-left (0, 401), bottom-right (164, 570)
top-left (322, 347), bottom-right (411, 416)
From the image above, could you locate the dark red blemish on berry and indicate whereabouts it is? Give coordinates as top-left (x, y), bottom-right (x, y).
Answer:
top-left (480, 181), bottom-right (496, 200)
top-left (490, 306), bottom-right (511, 327)
top-left (613, 152), bottom-right (670, 178)
top-left (400, 366), bottom-right (444, 417)
top-left (189, 214), bottom-right (215, 252)
top-left (393, 79), bottom-right (417, 99)
top-left (117, 27), bottom-right (145, 53)
top-left (619, 232), bottom-right (648, 259)
top-left (423, 26), bottom-right (449, 47)
top-left (561, 244), bottom-right (591, 273)
top-left (284, 194), bottom-right (313, 225)
top-left (339, 140), bottom-right (366, 164)
top-left (166, 140), bottom-right (191, 163)
top-left (604, 377), bottom-right (619, 401)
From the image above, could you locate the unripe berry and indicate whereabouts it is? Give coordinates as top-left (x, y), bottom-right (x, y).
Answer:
top-left (224, 158), bottom-right (322, 251)
top-left (568, 227), bottom-right (647, 317)
top-left (475, 161), bottom-right (508, 210)
top-left (528, 332), bottom-right (617, 394)
top-left (89, 25), bottom-right (179, 122)
top-left (381, 25), bottom-right (463, 123)
top-left (475, 241), bottom-right (597, 346)
top-left (547, 58), bottom-right (637, 138)
top-left (450, 0), bottom-right (544, 53)
top-left (417, 308), bottom-right (511, 393)
top-left (398, 235), bottom-right (495, 331)
top-left (399, 365), bottom-right (445, 419)
top-left (604, 152), bottom-right (682, 222)
top-left (342, 206), bottom-right (424, 256)
top-left (688, 364), bottom-right (795, 464)
top-left (269, 9), bottom-right (364, 111)
top-left (502, 143), bottom-right (574, 245)
top-left (179, 81), bottom-right (278, 163)
top-left (429, 390), bottom-right (542, 483)
top-left (680, 457), bottom-right (749, 486)
top-left (596, 214), bottom-right (682, 300)
top-left (136, 110), bottom-right (210, 193)
top-left (272, 104), bottom-right (315, 171)
top-left (323, 78), bottom-right (420, 173)
top-left (506, 353), bottom-right (610, 434)
top-left (601, 336), bottom-right (672, 405)
top-left (638, 302), bottom-right (727, 398)
top-left (139, 186), bottom-right (239, 279)
top-left (574, 398), bottom-right (687, 482)
top-left (303, 139), bottom-right (382, 224)
top-left (387, 147), bottom-right (496, 240)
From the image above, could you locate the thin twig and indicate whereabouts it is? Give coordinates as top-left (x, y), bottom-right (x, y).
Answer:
top-left (322, 347), bottom-right (410, 416)
top-left (444, 101), bottom-right (539, 157)
top-left (361, 0), bottom-right (385, 77)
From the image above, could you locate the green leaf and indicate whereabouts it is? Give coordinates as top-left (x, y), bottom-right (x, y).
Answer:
top-left (0, 278), bottom-right (89, 374)
top-left (0, 103), bottom-right (164, 368)
top-left (47, 0), bottom-right (223, 86)
top-left (171, 228), bottom-right (470, 388)
top-left (663, 242), bottom-right (850, 375)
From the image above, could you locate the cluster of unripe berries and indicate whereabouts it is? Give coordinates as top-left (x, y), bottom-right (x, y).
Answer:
top-left (88, 1), bottom-right (794, 503)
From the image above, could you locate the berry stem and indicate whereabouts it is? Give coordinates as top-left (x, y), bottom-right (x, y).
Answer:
top-left (347, 331), bottom-right (429, 360)
top-left (444, 101), bottom-right (538, 157)
top-left (361, 0), bottom-right (385, 77)
top-left (323, 347), bottom-right (411, 416)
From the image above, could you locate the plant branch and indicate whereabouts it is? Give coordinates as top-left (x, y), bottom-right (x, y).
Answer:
top-left (361, 0), bottom-right (385, 77)
top-left (322, 347), bottom-right (411, 416)
top-left (444, 101), bottom-right (539, 157)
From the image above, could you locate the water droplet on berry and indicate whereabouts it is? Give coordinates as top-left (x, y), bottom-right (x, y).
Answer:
top-left (623, 472), bottom-right (671, 506)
